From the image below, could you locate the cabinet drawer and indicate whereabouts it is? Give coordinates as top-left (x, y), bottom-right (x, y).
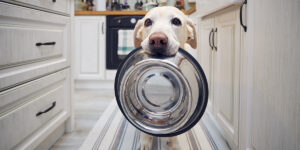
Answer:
top-left (0, 69), bottom-right (70, 150)
top-left (0, 2), bottom-right (70, 91)
top-left (0, 24), bottom-right (64, 68)
top-left (10, 0), bottom-right (70, 14)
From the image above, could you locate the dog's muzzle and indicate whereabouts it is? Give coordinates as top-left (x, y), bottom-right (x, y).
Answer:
top-left (148, 32), bottom-right (168, 54)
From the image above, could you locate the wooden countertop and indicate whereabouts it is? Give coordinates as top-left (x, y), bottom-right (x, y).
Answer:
top-left (75, 6), bottom-right (195, 16)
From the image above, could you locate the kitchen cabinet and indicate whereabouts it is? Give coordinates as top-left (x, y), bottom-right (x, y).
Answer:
top-left (198, 6), bottom-right (241, 149)
top-left (245, 0), bottom-right (300, 150)
top-left (0, 1), bottom-right (72, 149)
top-left (213, 9), bottom-right (241, 147)
top-left (198, 0), bottom-right (300, 149)
top-left (75, 16), bottom-right (106, 81)
top-left (207, 1), bottom-right (300, 149)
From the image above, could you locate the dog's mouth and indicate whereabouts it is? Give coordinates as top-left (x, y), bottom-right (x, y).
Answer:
top-left (147, 41), bottom-right (178, 56)
top-left (145, 47), bottom-right (176, 56)
top-left (149, 47), bottom-right (171, 56)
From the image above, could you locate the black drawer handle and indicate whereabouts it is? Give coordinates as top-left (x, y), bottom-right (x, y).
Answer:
top-left (36, 42), bottom-right (56, 46)
top-left (53, 0), bottom-right (56, 2)
top-left (240, 0), bottom-right (247, 32)
top-left (212, 28), bottom-right (217, 51)
top-left (209, 29), bottom-right (214, 49)
top-left (36, 101), bottom-right (56, 117)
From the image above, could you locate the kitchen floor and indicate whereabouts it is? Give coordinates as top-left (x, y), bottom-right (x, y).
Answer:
top-left (50, 89), bottom-right (114, 150)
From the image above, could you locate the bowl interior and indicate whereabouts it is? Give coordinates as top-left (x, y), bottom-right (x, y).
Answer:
top-left (119, 60), bottom-right (192, 134)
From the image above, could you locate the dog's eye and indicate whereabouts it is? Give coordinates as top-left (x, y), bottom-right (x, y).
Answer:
top-left (144, 18), bottom-right (152, 27)
top-left (171, 18), bottom-right (182, 26)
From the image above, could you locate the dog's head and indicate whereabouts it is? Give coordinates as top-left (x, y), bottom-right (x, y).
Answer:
top-left (133, 6), bottom-right (197, 56)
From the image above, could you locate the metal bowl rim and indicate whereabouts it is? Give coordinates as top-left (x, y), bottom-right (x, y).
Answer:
top-left (114, 47), bottom-right (209, 137)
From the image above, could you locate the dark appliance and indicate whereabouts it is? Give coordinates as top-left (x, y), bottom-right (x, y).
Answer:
top-left (106, 15), bottom-right (144, 69)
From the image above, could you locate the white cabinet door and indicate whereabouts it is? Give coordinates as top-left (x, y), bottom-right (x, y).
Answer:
top-left (75, 16), bottom-right (106, 80)
top-left (213, 9), bottom-right (240, 146)
top-left (248, 0), bottom-right (300, 149)
top-left (198, 17), bottom-right (215, 113)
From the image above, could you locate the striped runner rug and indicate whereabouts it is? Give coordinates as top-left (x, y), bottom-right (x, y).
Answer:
top-left (80, 100), bottom-right (213, 150)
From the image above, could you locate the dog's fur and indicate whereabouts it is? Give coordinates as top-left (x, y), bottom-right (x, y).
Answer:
top-left (133, 6), bottom-right (197, 150)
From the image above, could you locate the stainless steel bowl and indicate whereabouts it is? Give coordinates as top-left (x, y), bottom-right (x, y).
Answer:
top-left (115, 47), bottom-right (208, 136)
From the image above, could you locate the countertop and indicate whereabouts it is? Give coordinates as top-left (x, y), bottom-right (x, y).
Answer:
top-left (75, 6), bottom-right (196, 16)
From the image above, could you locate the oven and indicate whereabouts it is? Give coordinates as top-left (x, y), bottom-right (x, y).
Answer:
top-left (106, 15), bottom-right (144, 69)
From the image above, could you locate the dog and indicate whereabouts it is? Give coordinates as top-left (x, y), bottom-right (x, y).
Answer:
top-left (133, 6), bottom-right (197, 150)
top-left (133, 6), bottom-right (197, 56)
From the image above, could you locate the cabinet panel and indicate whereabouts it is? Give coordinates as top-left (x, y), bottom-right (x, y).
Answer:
top-left (249, 0), bottom-right (300, 149)
top-left (80, 21), bottom-right (100, 73)
top-left (214, 9), bottom-right (240, 145)
top-left (0, 2), bottom-right (70, 91)
top-left (0, 69), bottom-right (70, 150)
top-left (199, 18), bottom-right (214, 112)
top-left (0, 19), bottom-right (66, 68)
top-left (214, 25), bottom-right (235, 130)
top-left (199, 8), bottom-right (240, 148)
top-left (75, 16), bottom-right (106, 80)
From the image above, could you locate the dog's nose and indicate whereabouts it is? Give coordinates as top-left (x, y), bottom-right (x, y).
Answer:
top-left (149, 32), bottom-right (168, 49)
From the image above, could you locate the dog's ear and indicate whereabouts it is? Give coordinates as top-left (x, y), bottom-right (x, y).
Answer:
top-left (133, 19), bottom-right (144, 48)
top-left (186, 19), bottom-right (197, 49)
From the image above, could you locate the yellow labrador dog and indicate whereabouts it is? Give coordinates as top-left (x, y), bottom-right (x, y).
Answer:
top-left (134, 6), bottom-right (197, 56)
top-left (133, 6), bottom-right (197, 150)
